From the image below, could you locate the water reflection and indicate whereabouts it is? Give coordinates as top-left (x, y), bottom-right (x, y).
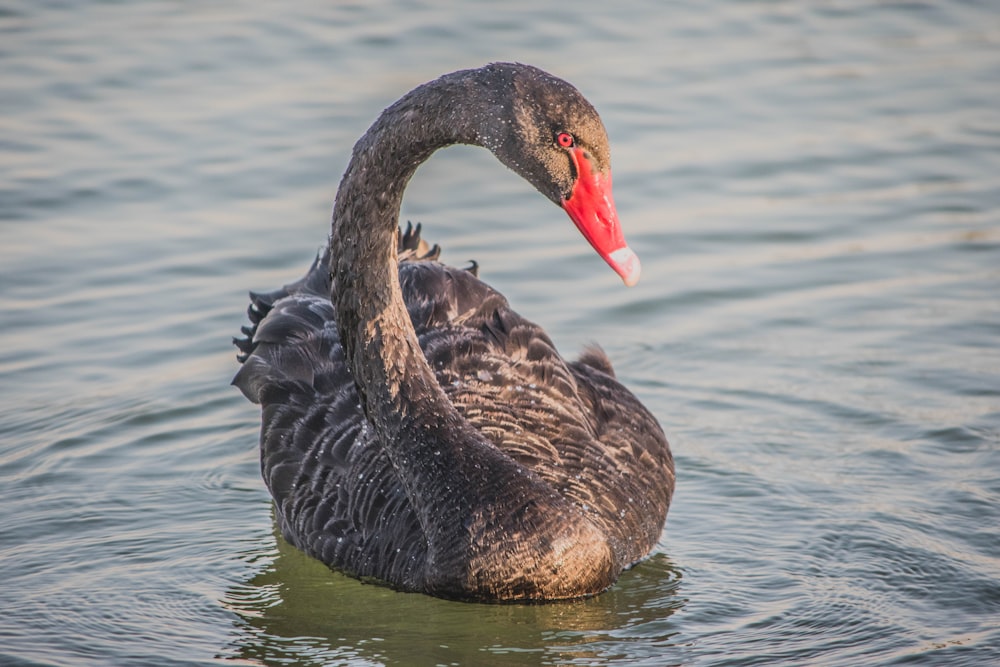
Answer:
top-left (222, 520), bottom-right (684, 666)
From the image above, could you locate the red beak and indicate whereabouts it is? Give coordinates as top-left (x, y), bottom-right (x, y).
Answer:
top-left (560, 148), bottom-right (641, 287)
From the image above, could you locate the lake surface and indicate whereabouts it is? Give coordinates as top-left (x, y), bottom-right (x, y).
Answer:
top-left (2, 1), bottom-right (999, 665)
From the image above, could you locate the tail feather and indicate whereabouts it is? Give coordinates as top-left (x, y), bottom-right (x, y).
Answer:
top-left (235, 222), bottom-right (451, 365)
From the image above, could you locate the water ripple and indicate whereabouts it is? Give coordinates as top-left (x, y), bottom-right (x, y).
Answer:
top-left (2, 1), bottom-right (999, 665)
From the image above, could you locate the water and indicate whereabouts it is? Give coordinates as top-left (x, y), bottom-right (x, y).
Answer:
top-left (2, 1), bottom-right (998, 665)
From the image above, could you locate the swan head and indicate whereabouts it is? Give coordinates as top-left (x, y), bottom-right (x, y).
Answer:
top-left (476, 63), bottom-right (641, 287)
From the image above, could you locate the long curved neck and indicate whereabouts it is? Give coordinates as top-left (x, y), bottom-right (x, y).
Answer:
top-left (329, 71), bottom-right (499, 421)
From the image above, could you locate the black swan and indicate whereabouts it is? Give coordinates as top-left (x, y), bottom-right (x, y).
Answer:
top-left (234, 63), bottom-right (674, 602)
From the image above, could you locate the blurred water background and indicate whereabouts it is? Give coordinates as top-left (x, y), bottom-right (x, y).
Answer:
top-left (2, 1), bottom-right (999, 665)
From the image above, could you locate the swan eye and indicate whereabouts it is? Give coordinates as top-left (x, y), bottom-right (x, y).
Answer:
top-left (556, 132), bottom-right (575, 148)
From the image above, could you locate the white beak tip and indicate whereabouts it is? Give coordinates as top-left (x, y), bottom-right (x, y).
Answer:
top-left (608, 247), bottom-right (641, 287)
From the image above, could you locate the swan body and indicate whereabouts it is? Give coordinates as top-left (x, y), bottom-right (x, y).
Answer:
top-left (235, 63), bottom-right (674, 601)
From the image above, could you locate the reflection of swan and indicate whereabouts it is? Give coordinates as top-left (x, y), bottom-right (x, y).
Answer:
top-left (221, 519), bottom-right (684, 666)
top-left (234, 63), bottom-right (674, 601)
